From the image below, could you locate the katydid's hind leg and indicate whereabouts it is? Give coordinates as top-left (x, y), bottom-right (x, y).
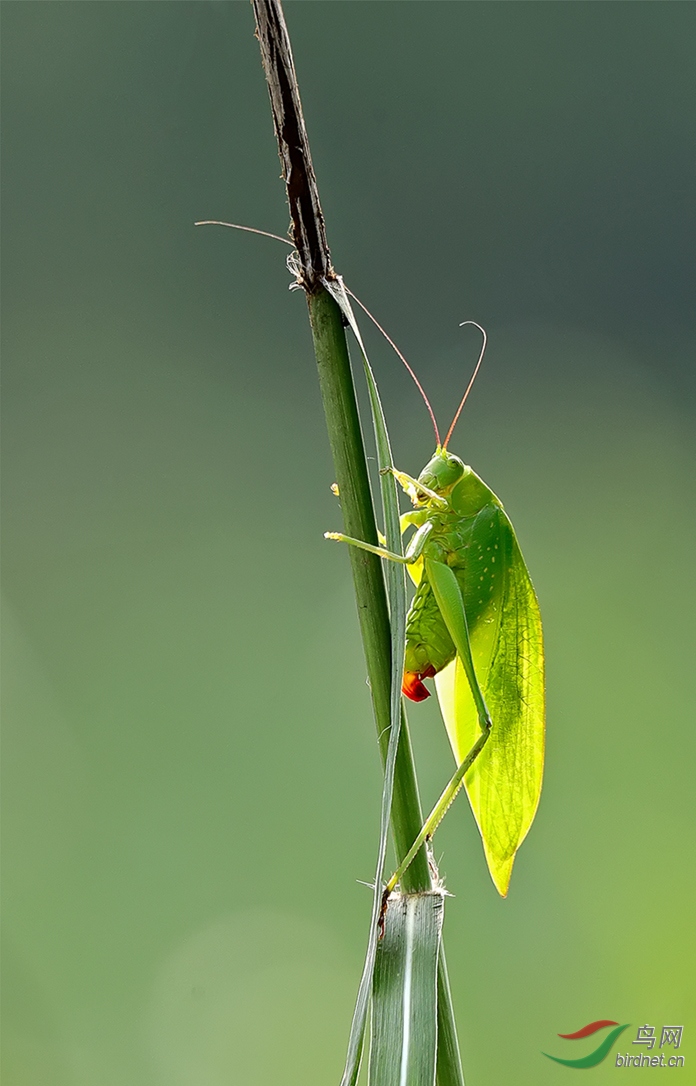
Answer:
top-left (425, 557), bottom-right (493, 733)
top-left (385, 723), bottom-right (491, 893)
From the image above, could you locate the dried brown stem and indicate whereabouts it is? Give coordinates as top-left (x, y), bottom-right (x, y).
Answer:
top-left (252, 0), bottom-right (332, 289)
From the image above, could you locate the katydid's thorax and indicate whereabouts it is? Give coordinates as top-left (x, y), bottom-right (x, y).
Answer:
top-left (418, 464), bottom-right (503, 566)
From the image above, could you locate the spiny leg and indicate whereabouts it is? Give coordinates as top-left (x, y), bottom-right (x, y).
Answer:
top-left (385, 557), bottom-right (493, 891)
top-left (384, 725), bottom-right (491, 895)
top-left (326, 531), bottom-right (492, 892)
top-left (425, 557), bottom-right (492, 732)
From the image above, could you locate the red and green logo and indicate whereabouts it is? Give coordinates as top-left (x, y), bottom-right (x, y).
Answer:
top-left (543, 1020), bottom-right (631, 1068)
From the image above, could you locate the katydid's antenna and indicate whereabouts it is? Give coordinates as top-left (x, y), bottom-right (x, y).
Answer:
top-left (194, 221), bottom-right (294, 246)
top-left (442, 321), bottom-right (487, 450)
top-left (345, 287), bottom-right (441, 448)
top-left (195, 221), bottom-right (475, 452)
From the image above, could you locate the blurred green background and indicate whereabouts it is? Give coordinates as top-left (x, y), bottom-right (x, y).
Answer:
top-left (2, 2), bottom-right (695, 1084)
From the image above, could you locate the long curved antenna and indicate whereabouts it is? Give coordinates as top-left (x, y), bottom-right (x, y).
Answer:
top-left (194, 220), bottom-right (294, 246)
top-left (345, 287), bottom-right (441, 447)
top-left (442, 321), bottom-right (487, 449)
top-left (194, 223), bottom-right (444, 447)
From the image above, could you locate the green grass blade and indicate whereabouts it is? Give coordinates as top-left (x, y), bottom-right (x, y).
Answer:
top-left (370, 891), bottom-right (445, 1086)
top-left (323, 277), bottom-right (407, 1086)
top-left (250, 6), bottom-right (463, 1080)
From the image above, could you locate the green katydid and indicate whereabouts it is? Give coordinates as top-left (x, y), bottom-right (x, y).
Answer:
top-left (326, 310), bottom-right (545, 897)
top-left (193, 221), bottom-right (544, 895)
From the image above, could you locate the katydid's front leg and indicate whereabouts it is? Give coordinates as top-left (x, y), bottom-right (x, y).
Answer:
top-left (381, 466), bottom-right (447, 508)
top-left (325, 520), bottom-right (433, 565)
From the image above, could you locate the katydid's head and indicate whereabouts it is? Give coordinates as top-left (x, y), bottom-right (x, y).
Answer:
top-left (418, 449), bottom-right (466, 495)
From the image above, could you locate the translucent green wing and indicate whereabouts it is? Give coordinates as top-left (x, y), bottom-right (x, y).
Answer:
top-left (435, 505), bottom-right (544, 896)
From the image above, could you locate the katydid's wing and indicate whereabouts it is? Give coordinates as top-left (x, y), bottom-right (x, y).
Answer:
top-left (435, 505), bottom-right (544, 896)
